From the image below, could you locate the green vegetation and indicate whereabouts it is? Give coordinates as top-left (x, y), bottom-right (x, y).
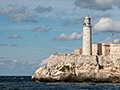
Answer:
top-left (59, 65), bottom-right (70, 72)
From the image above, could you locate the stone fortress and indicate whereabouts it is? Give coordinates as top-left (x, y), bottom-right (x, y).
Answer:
top-left (32, 15), bottom-right (120, 82)
top-left (74, 15), bottom-right (120, 60)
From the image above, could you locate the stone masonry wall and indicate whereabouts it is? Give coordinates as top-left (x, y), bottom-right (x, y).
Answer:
top-left (110, 44), bottom-right (120, 60)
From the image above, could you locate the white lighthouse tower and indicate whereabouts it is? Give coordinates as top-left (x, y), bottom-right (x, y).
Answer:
top-left (82, 15), bottom-right (92, 55)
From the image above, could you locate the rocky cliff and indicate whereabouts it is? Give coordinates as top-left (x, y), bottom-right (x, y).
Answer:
top-left (32, 53), bottom-right (120, 82)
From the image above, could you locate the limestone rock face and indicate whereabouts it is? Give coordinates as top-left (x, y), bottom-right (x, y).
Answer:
top-left (32, 54), bottom-right (120, 82)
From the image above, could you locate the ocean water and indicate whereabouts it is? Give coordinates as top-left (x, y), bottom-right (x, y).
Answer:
top-left (0, 76), bottom-right (120, 90)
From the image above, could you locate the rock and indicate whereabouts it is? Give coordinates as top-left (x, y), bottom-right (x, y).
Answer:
top-left (32, 54), bottom-right (120, 83)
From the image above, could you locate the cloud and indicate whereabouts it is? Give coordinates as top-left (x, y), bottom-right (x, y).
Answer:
top-left (114, 39), bottom-right (120, 44)
top-left (74, 0), bottom-right (120, 11)
top-left (31, 25), bottom-right (53, 32)
top-left (91, 14), bottom-right (111, 20)
top-left (0, 57), bottom-right (5, 59)
top-left (8, 35), bottom-right (22, 39)
top-left (39, 58), bottom-right (49, 66)
top-left (34, 36), bottom-right (38, 38)
top-left (0, 43), bottom-right (8, 46)
top-left (0, 60), bottom-right (13, 68)
top-left (99, 37), bottom-right (120, 44)
top-left (35, 5), bottom-right (53, 13)
top-left (74, 17), bottom-right (84, 24)
top-left (73, 14), bottom-right (110, 25)
top-left (13, 60), bottom-right (17, 63)
top-left (93, 18), bottom-right (120, 33)
top-left (53, 32), bottom-right (83, 41)
top-left (0, 1), bottom-right (102, 20)
top-left (11, 44), bottom-right (19, 47)
top-left (99, 37), bottom-right (113, 43)
top-left (0, 58), bottom-right (49, 75)
top-left (0, 62), bottom-right (5, 65)
top-left (8, 6), bottom-right (35, 22)
top-left (0, 5), bottom-right (17, 15)
top-left (62, 20), bottom-right (71, 26)
top-left (92, 30), bottom-right (98, 35)
top-left (0, 59), bottom-right (39, 74)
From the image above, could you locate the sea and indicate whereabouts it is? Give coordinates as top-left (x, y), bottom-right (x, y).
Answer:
top-left (0, 76), bottom-right (120, 90)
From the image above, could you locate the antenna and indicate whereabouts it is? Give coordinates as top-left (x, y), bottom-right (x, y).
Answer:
top-left (112, 33), bottom-right (114, 44)
top-left (55, 51), bottom-right (57, 54)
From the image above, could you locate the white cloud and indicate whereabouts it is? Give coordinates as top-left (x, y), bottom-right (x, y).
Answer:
top-left (0, 59), bottom-right (42, 75)
top-left (74, 17), bottom-right (84, 24)
top-left (91, 14), bottom-right (111, 20)
top-left (53, 32), bottom-right (83, 41)
top-left (0, 0), bottom-right (99, 19)
top-left (0, 5), bottom-right (36, 22)
top-left (73, 14), bottom-right (111, 25)
top-left (74, 0), bottom-right (112, 11)
top-left (99, 37), bottom-right (120, 44)
top-left (35, 5), bottom-right (53, 13)
top-left (75, 0), bottom-right (120, 11)
top-left (0, 5), bottom-right (17, 15)
top-left (31, 25), bottom-right (53, 32)
top-left (0, 57), bottom-right (5, 59)
top-left (62, 20), bottom-right (71, 26)
top-left (95, 0), bottom-right (114, 5)
top-left (114, 39), bottom-right (120, 44)
top-left (0, 62), bottom-right (5, 65)
top-left (13, 60), bottom-right (17, 63)
top-left (99, 37), bottom-right (112, 43)
top-left (8, 6), bottom-right (35, 22)
top-left (0, 43), bottom-right (8, 46)
top-left (11, 44), bottom-right (19, 47)
top-left (93, 18), bottom-right (120, 33)
top-left (39, 58), bottom-right (49, 66)
top-left (8, 35), bottom-right (22, 39)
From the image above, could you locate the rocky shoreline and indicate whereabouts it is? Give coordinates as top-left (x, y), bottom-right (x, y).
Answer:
top-left (32, 54), bottom-right (120, 83)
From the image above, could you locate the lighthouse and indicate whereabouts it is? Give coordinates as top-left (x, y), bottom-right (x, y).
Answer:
top-left (82, 15), bottom-right (92, 55)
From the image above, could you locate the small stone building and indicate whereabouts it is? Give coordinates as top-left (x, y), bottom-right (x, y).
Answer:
top-left (92, 43), bottom-right (110, 56)
top-left (74, 49), bottom-right (82, 55)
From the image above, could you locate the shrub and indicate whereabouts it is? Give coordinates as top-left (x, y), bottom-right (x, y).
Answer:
top-left (59, 65), bottom-right (70, 72)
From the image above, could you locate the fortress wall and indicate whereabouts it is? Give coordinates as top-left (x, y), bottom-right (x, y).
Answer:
top-left (110, 44), bottom-right (120, 60)
top-left (92, 44), bottom-right (102, 55)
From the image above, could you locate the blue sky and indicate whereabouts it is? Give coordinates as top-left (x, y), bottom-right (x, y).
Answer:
top-left (0, 0), bottom-right (120, 76)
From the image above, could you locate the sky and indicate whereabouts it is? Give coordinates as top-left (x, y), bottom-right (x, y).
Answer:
top-left (0, 0), bottom-right (120, 76)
